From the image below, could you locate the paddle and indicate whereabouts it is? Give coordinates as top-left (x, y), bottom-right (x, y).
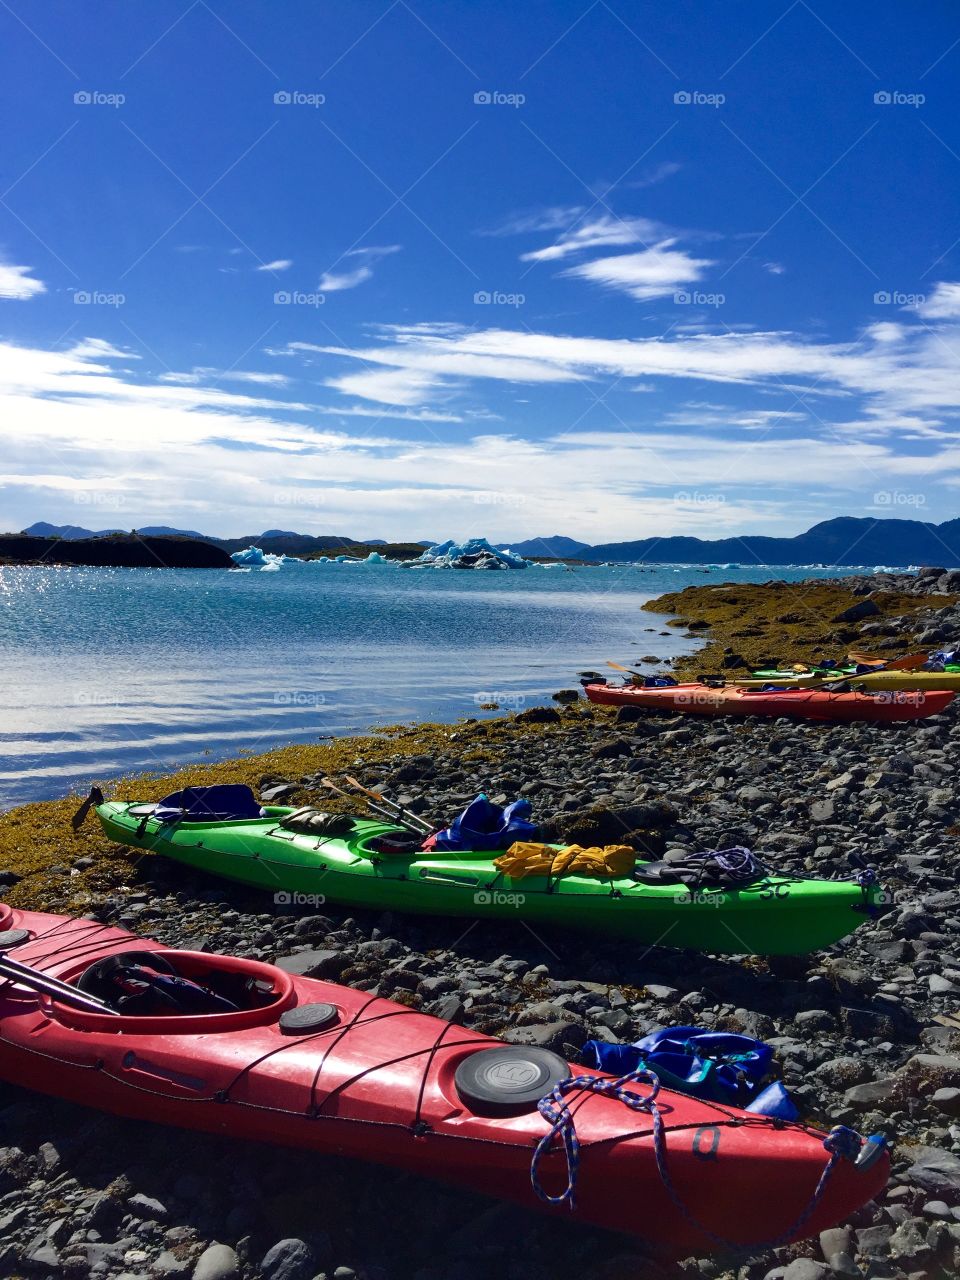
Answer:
top-left (847, 650), bottom-right (928, 671)
top-left (0, 929), bottom-right (121, 1016)
top-left (606, 661), bottom-right (644, 679)
top-left (71, 785), bottom-right (104, 831)
top-left (343, 776), bottom-right (434, 836)
top-left (320, 778), bottom-right (426, 837)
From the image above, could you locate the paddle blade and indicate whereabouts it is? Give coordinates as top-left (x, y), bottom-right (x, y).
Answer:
top-left (847, 650), bottom-right (928, 671)
top-left (71, 785), bottom-right (103, 832)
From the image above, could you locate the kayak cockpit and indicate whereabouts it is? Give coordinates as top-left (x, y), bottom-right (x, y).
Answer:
top-left (44, 949), bottom-right (298, 1034)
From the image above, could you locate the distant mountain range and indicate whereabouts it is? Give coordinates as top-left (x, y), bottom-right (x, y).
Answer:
top-left (17, 517), bottom-right (960, 566)
top-left (587, 517), bottom-right (960, 566)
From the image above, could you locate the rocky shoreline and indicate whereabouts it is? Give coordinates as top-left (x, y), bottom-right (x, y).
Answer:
top-left (1, 571), bottom-right (959, 1279)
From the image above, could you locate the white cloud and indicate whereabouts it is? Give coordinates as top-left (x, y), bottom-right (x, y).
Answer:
top-left (561, 240), bottom-right (714, 300)
top-left (299, 293), bottom-right (960, 425)
top-left (0, 261), bottom-right (45, 300)
top-left (7, 291), bottom-right (960, 541)
top-left (764, 262), bottom-right (785, 275)
top-left (918, 282), bottom-right (960, 319)
top-left (257, 259), bottom-right (293, 272)
top-left (521, 214), bottom-right (663, 264)
top-left (160, 367), bottom-right (290, 387)
top-left (319, 264), bottom-right (374, 292)
top-left (66, 338), bottom-right (137, 360)
top-left (318, 245), bottom-right (401, 293)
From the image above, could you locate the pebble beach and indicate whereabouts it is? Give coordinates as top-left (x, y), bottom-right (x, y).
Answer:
top-left (1, 569), bottom-right (960, 1280)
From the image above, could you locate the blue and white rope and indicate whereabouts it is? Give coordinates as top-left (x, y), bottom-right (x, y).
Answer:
top-left (530, 1069), bottom-right (877, 1251)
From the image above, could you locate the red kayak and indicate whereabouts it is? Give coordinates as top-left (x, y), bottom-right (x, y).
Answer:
top-left (583, 681), bottom-right (954, 723)
top-left (0, 905), bottom-right (888, 1253)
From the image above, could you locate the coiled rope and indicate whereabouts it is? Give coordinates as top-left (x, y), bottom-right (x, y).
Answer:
top-left (530, 1067), bottom-right (878, 1251)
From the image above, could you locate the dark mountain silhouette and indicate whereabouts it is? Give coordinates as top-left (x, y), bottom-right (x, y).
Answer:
top-left (588, 517), bottom-right (960, 566)
top-left (498, 535), bottom-right (592, 558)
top-left (15, 516), bottom-right (960, 566)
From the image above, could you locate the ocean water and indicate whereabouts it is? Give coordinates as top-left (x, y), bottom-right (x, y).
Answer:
top-left (0, 560), bottom-right (884, 809)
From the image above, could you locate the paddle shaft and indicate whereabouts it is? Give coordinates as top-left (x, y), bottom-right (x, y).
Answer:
top-left (320, 778), bottom-right (425, 836)
top-left (343, 776), bottom-right (434, 834)
top-left (0, 954), bottom-right (121, 1016)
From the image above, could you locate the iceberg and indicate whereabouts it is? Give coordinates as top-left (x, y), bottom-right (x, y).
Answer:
top-left (231, 545), bottom-right (270, 567)
top-left (230, 546), bottom-right (305, 570)
top-left (414, 537), bottom-right (530, 570)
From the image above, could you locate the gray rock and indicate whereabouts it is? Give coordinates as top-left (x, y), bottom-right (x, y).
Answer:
top-left (833, 599), bottom-right (880, 622)
top-left (782, 1261), bottom-right (830, 1280)
top-left (644, 984), bottom-right (679, 1001)
top-left (819, 1226), bottom-right (852, 1261)
top-left (193, 1243), bottom-right (240, 1280)
top-left (274, 949), bottom-right (344, 978)
top-left (855, 1222), bottom-right (894, 1254)
top-left (127, 1192), bottom-right (168, 1221)
top-left (260, 1238), bottom-right (315, 1280)
top-left (932, 1087), bottom-right (960, 1116)
top-left (888, 1216), bottom-right (932, 1261)
top-left (503, 1020), bottom-right (589, 1052)
top-left (843, 1079), bottom-right (897, 1109)
top-left (908, 1145), bottom-right (960, 1197)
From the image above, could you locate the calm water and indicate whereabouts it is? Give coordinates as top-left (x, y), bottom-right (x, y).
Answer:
top-left (0, 561), bottom-right (881, 809)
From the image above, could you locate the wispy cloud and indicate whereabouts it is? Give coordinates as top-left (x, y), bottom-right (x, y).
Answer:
top-left (256, 259), bottom-right (292, 272)
top-left (160, 368), bottom-right (290, 387)
top-left (5, 331), bottom-right (960, 541)
top-left (628, 161), bottom-right (682, 189)
top-left (0, 261), bottom-right (45, 300)
top-left (318, 264), bottom-right (375, 292)
top-left (919, 282), bottom-right (960, 319)
top-left (520, 214), bottom-right (664, 264)
top-left (318, 244), bottom-right (401, 293)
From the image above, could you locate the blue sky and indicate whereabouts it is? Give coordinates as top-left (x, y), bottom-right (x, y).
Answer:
top-left (2, 1), bottom-right (960, 543)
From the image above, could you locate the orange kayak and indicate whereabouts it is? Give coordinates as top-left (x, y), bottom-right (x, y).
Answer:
top-left (583, 682), bottom-right (954, 722)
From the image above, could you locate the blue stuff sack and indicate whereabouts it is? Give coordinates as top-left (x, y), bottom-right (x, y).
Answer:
top-left (582, 1025), bottom-right (798, 1120)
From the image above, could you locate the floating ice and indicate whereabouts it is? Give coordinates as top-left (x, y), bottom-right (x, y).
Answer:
top-left (230, 546), bottom-right (304, 570)
top-left (231, 545), bottom-right (270, 566)
top-left (414, 537), bottom-right (529, 570)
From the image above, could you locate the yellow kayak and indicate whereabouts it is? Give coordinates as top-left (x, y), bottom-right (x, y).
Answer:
top-left (732, 671), bottom-right (960, 692)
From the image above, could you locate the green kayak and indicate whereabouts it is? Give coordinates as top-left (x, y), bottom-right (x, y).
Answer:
top-left (94, 799), bottom-right (882, 955)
